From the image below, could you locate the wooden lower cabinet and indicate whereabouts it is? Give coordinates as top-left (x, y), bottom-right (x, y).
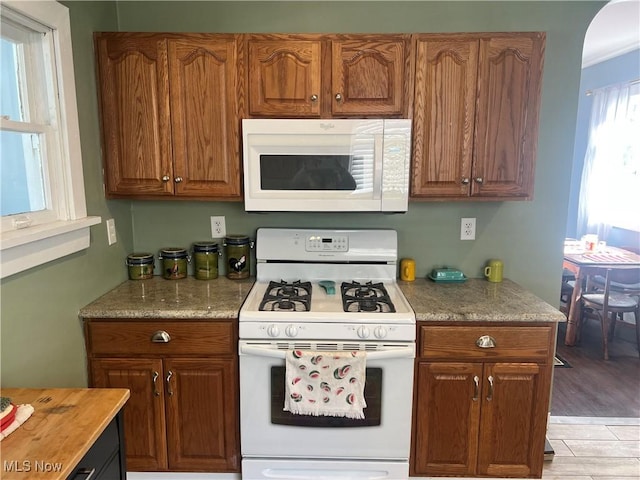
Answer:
top-left (412, 324), bottom-right (554, 478)
top-left (86, 320), bottom-right (239, 473)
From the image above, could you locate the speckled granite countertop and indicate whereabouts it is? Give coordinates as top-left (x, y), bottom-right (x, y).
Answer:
top-left (79, 276), bottom-right (254, 319)
top-left (399, 278), bottom-right (566, 323)
top-left (79, 276), bottom-right (564, 323)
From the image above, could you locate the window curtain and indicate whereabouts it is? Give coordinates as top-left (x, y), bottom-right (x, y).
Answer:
top-left (576, 81), bottom-right (640, 240)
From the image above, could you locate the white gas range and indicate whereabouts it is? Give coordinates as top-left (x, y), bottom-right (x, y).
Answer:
top-left (239, 228), bottom-right (416, 480)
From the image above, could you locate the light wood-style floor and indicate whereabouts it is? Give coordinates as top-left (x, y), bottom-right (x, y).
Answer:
top-left (544, 416), bottom-right (640, 479)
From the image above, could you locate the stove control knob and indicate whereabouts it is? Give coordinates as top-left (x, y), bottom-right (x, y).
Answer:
top-left (357, 326), bottom-right (370, 339)
top-left (267, 324), bottom-right (280, 337)
top-left (374, 326), bottom-right (388, 339)
top-left (285, 324), bottom-right (299, 337)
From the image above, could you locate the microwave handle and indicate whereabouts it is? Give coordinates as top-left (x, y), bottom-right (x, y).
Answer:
top-left (240, 343), bottom-right (415, 360)
top-left (372, 134), bottom-right (383, 200)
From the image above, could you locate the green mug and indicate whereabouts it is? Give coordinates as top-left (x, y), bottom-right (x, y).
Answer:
top-left (484, 259), bottom-right (504, 283)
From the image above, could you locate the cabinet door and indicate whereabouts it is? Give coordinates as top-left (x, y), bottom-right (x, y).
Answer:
top-left (95, 34), bottom-right (173, 197)
top-left (477, 362), bottom-right (550, 478)
top-left (168, 36), bottom-right (241, 198)
top-left (164, 358), bottom-right (240, 471)
top-left (247, 38), bottom-right (322, 117)
top-left (412, 362), bottom-right (482, 476)
top-left (472, 33), bottom-right (545, 198)
top-left (331, 37), bottom-right (409, 116)
top-left (411, 37), bottom-right (478, 197)
top-left (90, 358), bottom-right (167, 471)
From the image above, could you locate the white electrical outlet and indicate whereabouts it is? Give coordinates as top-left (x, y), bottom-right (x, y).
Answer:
top-left (211, 216), bottom-right (226, 238)
top-left (460, 217), bottom-right (476, 241)
top-left (106, 218), bottom-right (117, 245)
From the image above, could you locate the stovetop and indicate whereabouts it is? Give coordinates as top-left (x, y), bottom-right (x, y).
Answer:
top-left (240, 279), bottom-right (414, 324)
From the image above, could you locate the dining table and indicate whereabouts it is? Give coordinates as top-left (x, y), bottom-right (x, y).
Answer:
top-left (562, 245), bottom-right (640, 346)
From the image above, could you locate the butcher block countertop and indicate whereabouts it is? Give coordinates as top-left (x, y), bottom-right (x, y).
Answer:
top-left (0, 388), bottom-right (129, 479)
top-left (399, 278), bottom-right (566, 323)
top-left (79, 276), bottom-right (254, 319)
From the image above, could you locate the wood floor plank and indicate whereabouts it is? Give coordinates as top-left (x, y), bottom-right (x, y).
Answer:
top-left (551, 322), bottom-right (640, 417)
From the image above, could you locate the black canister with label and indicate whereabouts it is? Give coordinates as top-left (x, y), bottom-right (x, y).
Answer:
top-left (192, 242), bottom-right (220, 280)
top-left (159, 248), bottom-right (189, 280)
top-left (224, 235), bottom-right (252, 279)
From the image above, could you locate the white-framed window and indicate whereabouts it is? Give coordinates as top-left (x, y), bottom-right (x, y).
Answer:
top-left (0, 0), bottom-right (100, 279)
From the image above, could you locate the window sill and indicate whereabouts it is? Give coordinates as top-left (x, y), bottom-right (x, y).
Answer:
top-left (0, 216), bottom-right (102, 279)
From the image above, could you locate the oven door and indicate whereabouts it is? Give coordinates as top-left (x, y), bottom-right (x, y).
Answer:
top-left (239, 341), bottom-right (415, 460)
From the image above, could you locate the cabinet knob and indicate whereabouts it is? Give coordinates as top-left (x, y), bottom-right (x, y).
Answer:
top-left (174, 176), bottom-right (183, 183)
top-left (310, 94), bottom-right (318, 102)
top-left (461, 177), bottom-right (470, 185)
top-left (151, 330), bottom-right (171, 343)
top-left (474, 177), bottom-right (484, 184)
top-left (476, 335), bottom-right (496, 348)
top-left (335, 93), bottom-right (343, 102)
top-left (162, 175), bottom-right (170, 182)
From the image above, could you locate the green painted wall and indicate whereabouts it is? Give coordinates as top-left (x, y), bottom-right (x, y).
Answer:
top-left (0, 2), bottom-right (132, 387)
top-left (0, 1), bottom-right (604, 388)
top-left (123, 1), bottom-right (603, 302)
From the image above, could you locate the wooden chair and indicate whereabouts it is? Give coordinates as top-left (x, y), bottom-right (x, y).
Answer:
top-left (580, 267), bottom-right (640, 360)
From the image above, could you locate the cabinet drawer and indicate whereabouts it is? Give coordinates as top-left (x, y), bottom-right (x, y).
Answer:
top-left (419, 325), bottom-right (553, 362)
top-left (87, 321), bottom-right (235, 356)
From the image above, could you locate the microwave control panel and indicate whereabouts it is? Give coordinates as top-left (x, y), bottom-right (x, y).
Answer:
top-left (306, 235), bottom-right (349, 252)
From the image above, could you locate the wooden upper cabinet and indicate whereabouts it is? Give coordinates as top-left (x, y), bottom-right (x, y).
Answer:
top-left (95, 33), bottom-right (241, 199)
top-left (168, 36), bottom-right (241, 197)
top-left (247, 38), bottom-right (322, 117)
top-left (96, 34), bottom-right (173, 196)
top-left (246, 34), bottom-right (410, 118)
top-left (331, 37), bottom-right (409, 116)
top-left (472, 34), bottom-right (545, 198)
top-left (412, 37), bottom-right (478, 197)
top-left (410, 33), bottom-right (545, 200)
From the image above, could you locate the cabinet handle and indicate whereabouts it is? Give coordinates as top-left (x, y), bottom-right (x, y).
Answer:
top-left (486, 375), bottom-right (494, 401)
top-left (174, 176), bottom-right (183, 183)
top-left (335, 93), bottom-right (343, 102)
top-left (461, 177), bottom-right (470, 185)
top-left (151, 330), bottom-right (171, 343)
top-left (166, 370), bottom-right (174, 396)
top-left (71, 468), bottom-right (96, 480)
top-left (474, 177), bottom-right (484, 184)
top-left (162, 175), bottom-right (170, 182)
top-left (152, 371), bottom-right (160, 397)
top-left (310, 94), bottom-right (318, 102)
top-left (472, 375), bottom-right (480, 401)
top-left (476, 335), bottom-right (496, 348)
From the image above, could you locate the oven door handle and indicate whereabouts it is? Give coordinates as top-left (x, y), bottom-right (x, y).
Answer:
top-left (240, 344), bottom-right (415, 360)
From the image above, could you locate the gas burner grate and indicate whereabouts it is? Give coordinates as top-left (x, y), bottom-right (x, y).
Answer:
top-left (259, 280), bottom-right (312, 312)
top-left (341, 281), bottom-right (396, 313)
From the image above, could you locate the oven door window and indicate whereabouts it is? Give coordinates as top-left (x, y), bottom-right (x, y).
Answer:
top-left (270, 366), bottom-right (382, 427)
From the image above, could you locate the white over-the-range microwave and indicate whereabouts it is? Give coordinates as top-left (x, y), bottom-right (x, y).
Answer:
top-left (242, 118), bottom-right (412, 212)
